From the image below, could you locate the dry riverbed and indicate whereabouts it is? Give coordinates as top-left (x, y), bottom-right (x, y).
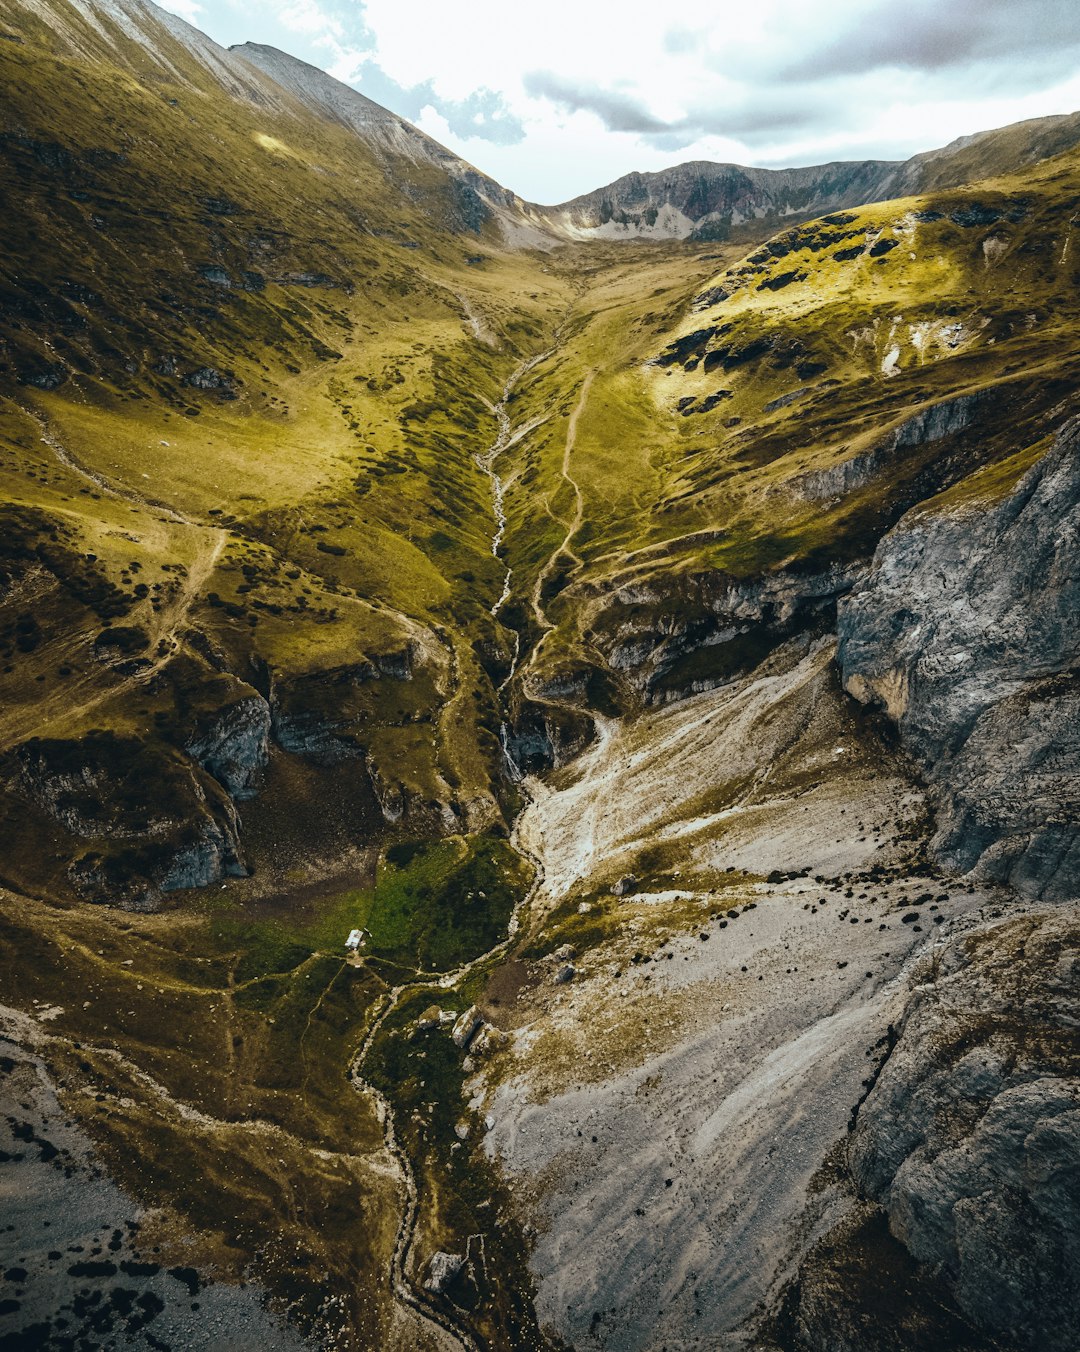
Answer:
top-left (468, 641), bottom-right (1019, 1350)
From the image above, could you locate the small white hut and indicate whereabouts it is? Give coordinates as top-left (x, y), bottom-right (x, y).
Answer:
top-left (345, 928), bottom-right (369, 952)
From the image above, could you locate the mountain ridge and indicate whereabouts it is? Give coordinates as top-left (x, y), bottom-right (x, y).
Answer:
top-left (11, 0), bottom-right (1079, 247)
top-left (539, 109), bottom-right (1080, 238)
top-left (1, 1), bottom-right (1079, 1349)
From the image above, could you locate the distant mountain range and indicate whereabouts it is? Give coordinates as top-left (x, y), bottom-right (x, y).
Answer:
top-left (542, 112), bottom-right (1080, 239)
top-left (230, 34), bottom-right (1080, 242)
top-left (222, 35), bottom-right (1080, 243)
top-left (8, 0), bottom-right (1080, 244)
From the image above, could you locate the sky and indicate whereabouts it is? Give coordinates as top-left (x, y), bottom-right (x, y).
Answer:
top-left (158, 0), bottom-right (1080, 203)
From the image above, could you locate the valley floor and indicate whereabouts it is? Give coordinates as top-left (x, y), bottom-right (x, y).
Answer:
top-left (3, 630), bottom-right (1073, 1352)
top-left (472, 639), bottom-right (1023, 1349)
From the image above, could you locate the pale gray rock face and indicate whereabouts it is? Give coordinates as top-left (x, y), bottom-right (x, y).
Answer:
top-left (848, 907), bottom-right (1080, 1350)
top-left (793, 391), bottom-right (983, 501)
top-left (838, 417), bottom-right (1080, 899)
top-left (541, 112), bottom-right (1080, 240)
top-left (157, 811), bottom-right (247, 893)
top-left (545, 159), bottom-right (904, 240)
top-left (184, 690), bottom-right (270, 799)
top-left (8, 733), bottom-right (246, 909)
top-left (451, 1005), bottom-right (483, 1050)
top-left (592, 564), bottom-right (859, 703)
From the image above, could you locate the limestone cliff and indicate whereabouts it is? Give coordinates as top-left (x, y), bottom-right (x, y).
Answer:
top-left (838, 418), bottom-right (1080, 900)
top-left (846, 908), bottom-right (1080, 1351)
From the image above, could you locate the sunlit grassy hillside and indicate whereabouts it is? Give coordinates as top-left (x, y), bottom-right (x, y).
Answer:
top-left (3, 2), bottom-right (1080, 1344)
top-left (497, 149), bottom-right (1080, 703)
top-left (0, 0), bottom-right (587, 903)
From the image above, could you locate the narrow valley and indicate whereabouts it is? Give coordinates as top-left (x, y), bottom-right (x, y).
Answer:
top-left (0, 1), bottom-right (1078, 1350)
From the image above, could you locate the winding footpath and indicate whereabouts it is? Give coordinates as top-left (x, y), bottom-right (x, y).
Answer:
top-left (474, 345), bottom-right (559, 620)
top-left (346, 337), bottom-right (559, 1349)
top-left (530, 369), bottom-right (594, 635)
top-left (346, 811), bottom-right (547, 1350)
top-left (1, 407), bottom-right (227, 749)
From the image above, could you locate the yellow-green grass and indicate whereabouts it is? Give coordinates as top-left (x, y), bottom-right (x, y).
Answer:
top-left (4, 10), bottom-right (1080, 1341)
top-left (482, 150), bottom-right (1080, 698)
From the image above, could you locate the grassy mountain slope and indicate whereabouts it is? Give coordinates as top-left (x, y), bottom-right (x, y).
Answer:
top-left (500, 148), bottom-right (1080, 711)
top-left (0, 10), bottom-right (711, 1344)
top-left (0, 0), bottom-right (582, 911)
top-left (2, 0), bottom-right (1080, 1347)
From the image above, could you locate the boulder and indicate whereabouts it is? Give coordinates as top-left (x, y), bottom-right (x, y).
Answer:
top-left (470, 1024), bottom-right (508, 1057)
top-left (451, 1005), bottom-right (483, 1049)
top-left (423, 1251), bottom-right (464, 1295)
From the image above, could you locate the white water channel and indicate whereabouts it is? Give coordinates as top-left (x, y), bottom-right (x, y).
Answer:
top-left (473, 349), bottom-right (553, 620)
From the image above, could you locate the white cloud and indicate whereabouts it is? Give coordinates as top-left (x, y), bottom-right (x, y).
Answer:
top-left (276, 0), bottom-right (343, 38)
top-left (191, 0), bottom-right (1080, 201)
top-left (157, 0), bottom-right (203, 22)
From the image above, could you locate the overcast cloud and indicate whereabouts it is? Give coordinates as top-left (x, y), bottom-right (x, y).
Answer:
top-left (160, 0), bottom-right (1080, 202)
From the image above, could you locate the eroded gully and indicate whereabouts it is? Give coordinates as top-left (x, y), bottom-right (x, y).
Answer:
top-left (347, 341), bottom-right (560, 1350)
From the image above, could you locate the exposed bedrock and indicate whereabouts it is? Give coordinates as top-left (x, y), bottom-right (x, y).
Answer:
top-left (504, 665), bottom-right (616, 773)
top-left (837, 416), bottom-right (1080, 900)
top-left (3, 731), bottom-right (247, 909)
top-left (586, 562), bottom-right (858, 703)
top-left (0, 634), bottom-right (463, 906)
top-left (502, 699), bottom-right (595, 775)
top-left (269, 651), bottom-right (417, 764)
top-left (841, 906), bottom-right (1080, 1351)
top-left (184, 687), bottom-right (270, 799)
top-left (792, 390), bottom-right (983, 501)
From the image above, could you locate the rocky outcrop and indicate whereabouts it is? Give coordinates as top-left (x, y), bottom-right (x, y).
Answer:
top-left (541, 159), bottom-right (905, 241)
top-left (590, 562), bottom-right (857, 702)
top-left (502, 659), bottom-right (613, 773)
top-left (183, 365), bottom-right (236, 396)
top-left (184, 690), bottom-right (270, 799)
top-left (6, 731), bottom-right (246, 909)
top-left (779, 1204), bottom-right (992, 1352)
top-left (451, 1005), bottom-right (483, 1050)
top-left (838, 418), bottom-right (1080, 899)
top-left (424, 1251), bottom-right (465, 1295)
top-left (270, 654), bottom-right (414, 764)
top-left (848, 907), bottom-right (1080, 1350)
top-left (793, 392), bottom-right (983, 502)
top-left (503, 699), bottom-right (596, 775)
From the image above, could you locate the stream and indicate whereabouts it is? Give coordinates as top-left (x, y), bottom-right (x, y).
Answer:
top-left (474, 348), bottom-right (556, 621)
top-left (346, 345), bottom-right (555, 1349)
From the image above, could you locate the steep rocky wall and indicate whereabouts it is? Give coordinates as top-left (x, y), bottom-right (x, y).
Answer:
top-left (184, 688), bottom-right (270, 799)
top-left (0, 642), bottom-right (461, 908)
top-left (587, 563), bottom-right (857, 704)
top-left (2, 731), bottom-right (248, 909)
top-left (838, 418), bottom-right (1080, 900)
top-left (792, 391), bottom-right (984, 502)
top-left (846, 907), bottom-right (1080, 1351)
